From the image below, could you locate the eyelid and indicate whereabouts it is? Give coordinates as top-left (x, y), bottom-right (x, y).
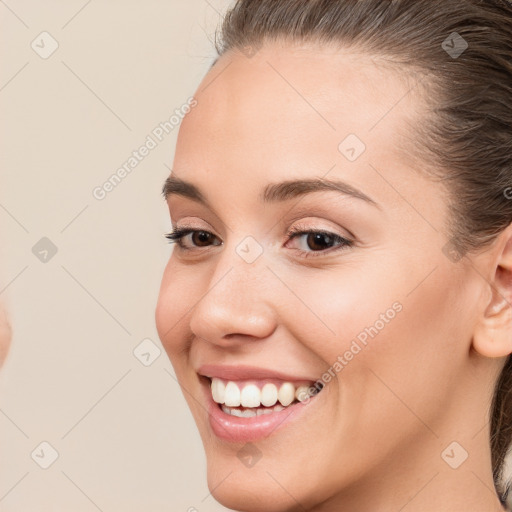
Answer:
top-left (169, 219), bottom-right (351, 242)
top-left (286, 220), bottom-right (353, 239)
top-left (170, 218), bottom-right (213, 231)
top-left (281, 211), bottom-right (358, 240)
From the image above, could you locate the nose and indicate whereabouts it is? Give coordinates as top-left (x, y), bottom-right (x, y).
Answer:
top-left (188, 244), bottom-right (277, 347)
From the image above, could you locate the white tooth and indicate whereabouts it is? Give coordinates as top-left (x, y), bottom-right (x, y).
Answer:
top-left (260, 408), bottom-right (273, 415)
top-left (295, 385), bottom-right (310, 402)
top-left (240, 408), bottom-right (257, 417)
top-left (273, 404), bottom-right (284, 412)
top-left (278, 382), bottom-right (295, 406)
top-left (230, 408), bottom-right (244, 417)
top-left (224, 381), bottom-right (241, 407)
top-left (211, 378), bottom-right (226, 404)
top-left (221, 405), bottom-right (231, 414)
top-left (240, 384), bottom-right (261, 408)
top-left (260, 383), bottom-right (278, 407)
top-left (256, 408), bottom-right (269, 416)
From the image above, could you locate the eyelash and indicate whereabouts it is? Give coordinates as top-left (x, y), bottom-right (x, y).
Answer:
top-left (164, 225), bottom-right (353, 259)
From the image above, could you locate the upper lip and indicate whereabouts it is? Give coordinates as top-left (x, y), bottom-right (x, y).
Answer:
top-left (197, 364), bottom-right (317, 382)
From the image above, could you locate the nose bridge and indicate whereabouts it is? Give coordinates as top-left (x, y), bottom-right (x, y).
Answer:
top-left (188, 235), bottom-right (276, 343)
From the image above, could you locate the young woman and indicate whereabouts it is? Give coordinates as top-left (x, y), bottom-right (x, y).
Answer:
top-left (156, 1), bottom-right (512, 510)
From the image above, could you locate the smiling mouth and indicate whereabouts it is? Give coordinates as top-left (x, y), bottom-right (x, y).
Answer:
top-left (207, 376), bottom-right (324, 417)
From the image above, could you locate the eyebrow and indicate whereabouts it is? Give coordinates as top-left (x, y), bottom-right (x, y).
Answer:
top-left (162, 175), bottom-right (380, 209)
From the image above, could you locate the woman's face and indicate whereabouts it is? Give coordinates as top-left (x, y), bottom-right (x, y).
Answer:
top-left (156, 44), bottom-right (489, 511)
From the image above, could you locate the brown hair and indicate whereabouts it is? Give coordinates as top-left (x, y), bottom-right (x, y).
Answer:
top-left (212, 0), bottom-right (512, 501)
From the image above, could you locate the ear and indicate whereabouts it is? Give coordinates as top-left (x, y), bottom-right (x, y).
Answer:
top-left (473, 223), bottom-right (512, 358)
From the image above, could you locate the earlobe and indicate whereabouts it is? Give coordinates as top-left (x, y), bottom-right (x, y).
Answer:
top-left (472, 224), bottom-right (512, 359)
top-left (473, 296), bottom-right (512, 358)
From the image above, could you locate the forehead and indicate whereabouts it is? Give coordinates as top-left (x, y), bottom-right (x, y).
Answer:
top-left (173, 43), bottom-right (425, 202)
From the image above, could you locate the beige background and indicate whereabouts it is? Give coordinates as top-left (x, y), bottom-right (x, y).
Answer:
top-left (0, 1), bottom-right (233, 510)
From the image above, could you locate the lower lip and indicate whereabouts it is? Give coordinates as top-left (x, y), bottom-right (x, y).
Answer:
top-left (201, 377), bottom-right (323, 443)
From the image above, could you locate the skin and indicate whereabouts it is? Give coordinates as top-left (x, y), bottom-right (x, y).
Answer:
top-left (0, 303), bottom-right (11, 367)
top-left (155, 42), bottom-right (512, 512)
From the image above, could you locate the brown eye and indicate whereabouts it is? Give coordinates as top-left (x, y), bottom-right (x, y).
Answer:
top-left (304, 232), bottom-right (336, 251)
top-left (286, 228), bottom-right (353, 258)
top-left (191, 231), bottom-right (215, 247)
top-left (165, 228), bottom-right (222, 250)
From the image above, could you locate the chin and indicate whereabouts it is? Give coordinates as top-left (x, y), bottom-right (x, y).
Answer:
top-left (205, 461), bottom-right (304, 512)
top-left (201, 439), bottom-right (341, 512)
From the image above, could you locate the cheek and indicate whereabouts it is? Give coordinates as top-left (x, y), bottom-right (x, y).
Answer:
top-left (277, 262), bottom-right (406, 369)
top-left (293, 250), bottom-right (467, 369)
top-left (329, 263), bottom-right (470, 449)
top-left (155, 259), bottom-right (209, 361)
top-left (155, 262), bottom-right (188, 352)
top-left (285, 259), bottom-right (468, 441)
